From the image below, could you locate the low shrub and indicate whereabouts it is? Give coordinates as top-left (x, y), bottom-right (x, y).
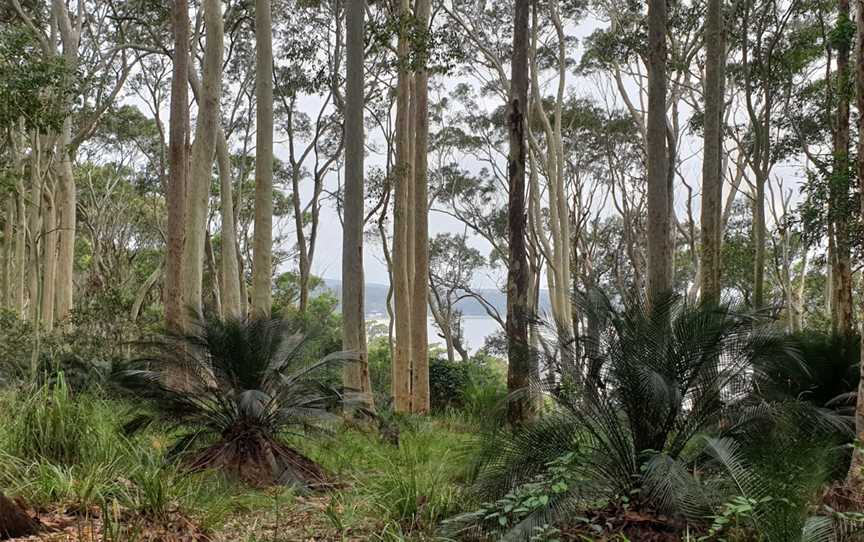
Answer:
top-left (8, 373), bottom-right (97, 465)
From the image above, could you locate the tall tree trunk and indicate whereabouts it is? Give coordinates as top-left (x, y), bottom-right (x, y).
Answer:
top-left (252, 0), bottom-right (274, 317)
top-left (752, 171), bottom-right (767, 308)
top-left (830, 0), bottom-right (855, 336)
top-left (2, 200), bottom-right (12, 309)
top-left (291, 166), bottom-right (311, 314)
top-left (700, 0), bottom-right (725, 303)
top-left (217, 130), bottom-right (242, 319)
top-left (14, 183), bottom-right (26, 317)
top-left (410, 0), bottom-right (431, 414)
top-left (53, 0), bottom-right (78, 324)
top-left (27, 138), bottom-right (43, 323)
top-left (165, 0), bottom-right (191, 331)
top-left (646, 0), bottom-right (671, 299)
top-left (183, 0), bottom-right (223, 319)
top-left (342, 0), bottom-right (374, 411)
top-left (506, 0), bottom-right (531, 426)
top-left (40, 183), bottom-right (57, 331)
top-left (846, 0), bottom-right (864, 491)
top-left (392, 0), bottom-right (413, 413)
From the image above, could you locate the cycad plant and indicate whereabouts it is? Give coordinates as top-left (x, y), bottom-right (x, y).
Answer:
top-left (452, 291), bottom-right (828, 540)
top-left (117, 314), bottom-right (352, 489)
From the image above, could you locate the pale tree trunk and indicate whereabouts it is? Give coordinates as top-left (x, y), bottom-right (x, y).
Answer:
top-left (40, 180), bottom-right (57, 331)
top-left (830, 0), bottom-right (855, 336)
top-left (506, 0), bottom-right (531, 426)
top-left (428, 291), bottom-right (455, 363)
top-left (410, 0), bottom-right (431, 414)
top-left (392, 0), bottom-right (413, 413)
top-left (528, 0), bottom-right (572, 339)
top-left (52, 0), bottom-right (79, 324)
top-left (165, 0), bottom-right (191, 332)
top-left (183, 0), bottom-right (223, 320)
top-left (27, 138), bottom-right (43, 323)
top-left (2, 200), bottom-right (12, 308)
top-left (342, 0), bottom-right (374, 411)
top-left (131, 264), bottom-right (162, 322)
top-left (204, 230), bottom-right (222, 314)
top-left (846, 0), bottom-right (864, 491)
top-left (646, 0), bottom-right (671, 298)
top-left (14, 183), bottom-right (26, 317)
top-left (252, 0), bottom-right (274, 317)
top-left (217, 130), bottom-right (242, 319)
top-left (700, 0), bottom-right (725, 303)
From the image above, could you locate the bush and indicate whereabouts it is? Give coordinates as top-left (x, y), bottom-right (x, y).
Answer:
top-left (369, 336), bottom-right (506, 417)
top-left (457, 291), bottom-right (834, 540)
top-left (753, 330), bottom-right (859, 410)
top-left (0, 300), bottom-right (135, 392)
top-left (116, 313), bottom-right (347, 488)
top-left (429, 357), bottom-right (507, 417)
top-left (8, 373), bottom-right (98, 465)
top-left (364, 423), bottom-right (467, 533)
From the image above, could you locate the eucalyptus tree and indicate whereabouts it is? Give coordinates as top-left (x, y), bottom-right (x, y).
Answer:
top-left (252, 0), bottom-right (274, 316)
top-left (391, 0), bottom-right (414, 413)
top-left (730, 0), bottom-right (821, 309)
top-left (166, 0), bottom-right (189, 331)
top-left (646, 0), bottom-right (671, 298)
top-left (183, 0), bottom-right (224, 320)
top-left (343, 0), bottom-right (374, 410)
top-left (848, 0), bottom-right (864, 493)
top-left (700, 0), bottom-right (727, 302)
top-left (506, 0), bottom-right (531, 425)
top-left (274, 0), bottom-right (344, 316)
top-left (7, 0), bottom-right (136, 327)
top-left (428, 233), bottom-right (500, 364)
top-left (827, 0), bottom-right (855, 335)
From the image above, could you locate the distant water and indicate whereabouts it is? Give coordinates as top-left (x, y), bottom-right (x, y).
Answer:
top-left (368, 315), bottom-right (503, 353)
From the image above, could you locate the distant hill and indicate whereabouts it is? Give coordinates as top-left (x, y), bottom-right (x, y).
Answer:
top-left (319, 279), bottom-right (551, 318)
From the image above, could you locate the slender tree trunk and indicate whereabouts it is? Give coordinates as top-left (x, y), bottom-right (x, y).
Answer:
top-left (183, 0), bottom-right (223, 319)
top-left (700, 0), bottom-right (725, 302)
top-left (131, 263), bottom-right (162, 322)
top-left (506, 0), bottom-right (531, 426)
top-left (646, 0), bottom-right (671, 298)
top-left (752, 175), bottom-right (766, 308)
top-left (830, 0), bottom-right (855, 336)
top-left (392, 0), bottom-right (413, 413)
top-left (217, 130), bottom-right (242, 319)
top-left (410, 0), bottom-right (431, 414)
top-left (291, 167), bottom-right (311, 314)
top-left (252, 0), bottom-right (274, 317)
top-left (165, 0), bottom-right (191, 331)
top-left (2, 200), bottom-right (12, 309)
top-left (846, 0), bottom-right (864, 491)
top-left (40, 182), bottom-right (57, 331)
top-left (342, 0), bottom-right (374, 411)
top-left (27, 138), bottom-right (43, 323)
top-left (53, 0), bottom-right (78, 324)
top-left (14, 183), bottom-right (26, 317)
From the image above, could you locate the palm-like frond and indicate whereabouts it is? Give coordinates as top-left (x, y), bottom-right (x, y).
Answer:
top-left (460, 290), bottom-right (834, 540)
top-left (115, 314), bottom-right (354, 488)
top-left (705, 436), bottom-right (856, 542)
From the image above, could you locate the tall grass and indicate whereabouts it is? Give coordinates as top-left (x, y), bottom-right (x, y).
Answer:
top-left (302, 415), bottom-right (478, 536)
top-left (7, 373), bottom-right (93, 464)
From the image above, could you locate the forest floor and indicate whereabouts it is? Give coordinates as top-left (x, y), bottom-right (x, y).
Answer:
top-left (0, 390), bottom-right (479, 542)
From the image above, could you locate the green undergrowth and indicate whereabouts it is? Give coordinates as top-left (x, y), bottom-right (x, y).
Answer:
top-left (297, 414), bottom-right (480, 539)
top-left (0, 379), bottom-right (481, 541)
